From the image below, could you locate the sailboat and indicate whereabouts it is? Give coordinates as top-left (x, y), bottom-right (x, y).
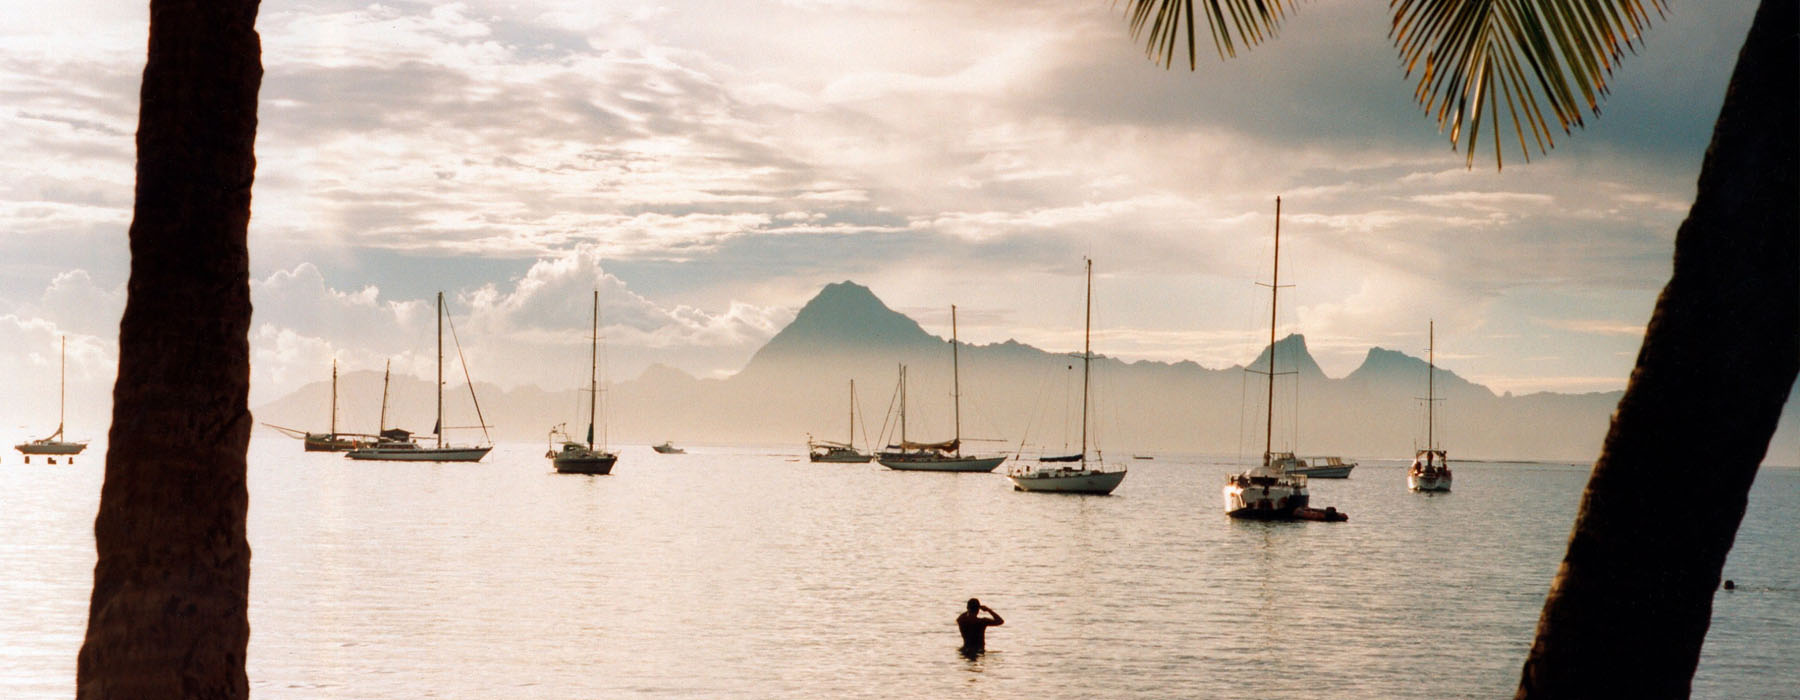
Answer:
top-left (548, 290), bottom-right (619, 475)
top-left (15, 336), bottom-right (89, 462)
top-left (1223, 197), bottom-right (1345, 521)
top-left (265, 360), bottom-right (378, 451)
top-left (346, 292), bottom-right (493, 462)
top-left (876, 305), bottom-right (1007, 472)
top-left (809, 379), bottom-right (872, 463)
top-left (1408, 321), bottom-right (1453, 492)
top-left (1008, 259), bottom-right (1127, 494)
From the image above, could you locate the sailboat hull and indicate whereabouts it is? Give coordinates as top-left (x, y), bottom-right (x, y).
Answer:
top-left (555, 452), bottom-right (618, 475)
top-left (810, 452), bottom-right (872, 463)
top-left (1222, 479), bottom-right (1309, 518)
top-left (1408, 472), bottom-right (1452, 492)
top-left (1008, 467), bottom-right (1126, 494)
top-left (877, 454), bottom-right (1005, 472)
top-left (304, 434), bottom-right (374, 452)
top-left (15, 440), bottom-right (87, 455)
top-left (346, 445), bottom-right (491, 462)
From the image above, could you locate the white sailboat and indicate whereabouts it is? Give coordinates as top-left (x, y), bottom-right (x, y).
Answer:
top-left (346, 292), bottom-right (493, 462)
top-left (1008, 259), bottom-right (1126, 494)
top-left (1223, 197), bottom-right (1345, 521)
top-left (548, 290), bottom-right (618, 475)
top-left (877, 306), bottom-right (1007, 472)
top-left (809, 379), bottom-right (872, 463)
top-left (15, 336), bottom-right (88, 462)
top-left (1408, 321), bottom-right (1453, 492)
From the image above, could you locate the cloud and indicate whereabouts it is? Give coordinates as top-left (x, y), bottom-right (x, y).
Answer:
top-left (0, 0), bottom-right (1759, 400)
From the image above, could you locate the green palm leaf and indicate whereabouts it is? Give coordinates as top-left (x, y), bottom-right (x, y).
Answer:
top-left (1123, 0), bottom-right (1664, 168)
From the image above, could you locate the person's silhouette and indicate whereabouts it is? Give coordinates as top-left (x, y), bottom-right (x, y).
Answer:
top-left (957, 598), bottom-right (1004, 656)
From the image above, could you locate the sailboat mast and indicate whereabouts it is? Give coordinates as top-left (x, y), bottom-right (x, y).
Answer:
top-left (899, 364), bottom-right (907, 446)
top-left (57, 335), bottom-right (66, 440)
top-left (379, 360), bottom-right (391, 432)
top-left (330, 359), bottom-right (338, 436)
top-left (847, 379), bottom-right (856, 446)
top-left (1428, 320), bottom-right (1435, 455)
top-left (589, 290), bottom-right (599, 450)
top-left (1265, 197), bottom-right (1281, 466)
top-left (1081, 259), bottom-right (1092, 466)
top-left (951, 304), bottom-right (961, 457)
top-left (436, 291), bottom-right (444, 449)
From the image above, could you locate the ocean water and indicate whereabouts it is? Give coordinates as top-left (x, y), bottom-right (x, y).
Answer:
top-left (3, 439), bottom-right (1796, 698)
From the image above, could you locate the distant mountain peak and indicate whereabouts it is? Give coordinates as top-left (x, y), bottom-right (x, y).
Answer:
top-left (1247, 333), bottom-right (1325, 378)
top-left (739, 281), bottom-right (939, 370)
top-left (1345, 345), bottom-right (1494, 398)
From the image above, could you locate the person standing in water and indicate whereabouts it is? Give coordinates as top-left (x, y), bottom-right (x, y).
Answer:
top-left (957, 598), bottom-right (1004, 655)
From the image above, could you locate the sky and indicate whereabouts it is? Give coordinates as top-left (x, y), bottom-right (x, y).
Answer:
top-left (0, 0), bottom-right (1763, 435)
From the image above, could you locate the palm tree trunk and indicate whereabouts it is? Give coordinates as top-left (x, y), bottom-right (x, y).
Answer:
top-left (77, 0), bottom-right (262, 697)
top-left (1516, 1), bottom-right (1797, 697)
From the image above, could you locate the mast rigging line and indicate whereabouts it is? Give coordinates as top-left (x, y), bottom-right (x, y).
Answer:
top-left (440, 298), bottom-right (493, 445)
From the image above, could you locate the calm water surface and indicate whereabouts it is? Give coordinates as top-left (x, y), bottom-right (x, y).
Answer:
top-left (3, 439), bottom-right (1797, 698)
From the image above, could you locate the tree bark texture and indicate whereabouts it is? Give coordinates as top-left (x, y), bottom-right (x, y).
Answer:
top-left (78, 1), bottom-right (262, 698)
top-left (1517, 1), bottom-right (1798, 697)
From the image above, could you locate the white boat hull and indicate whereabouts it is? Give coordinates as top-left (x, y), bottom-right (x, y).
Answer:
top-left (1291, 464), bottom-right (1354, 478)
top-left (877, 454), bottom-right (1006, 472)
top-left (346, 445), bottom-right (491, 462)
top-left (1222, 477), bottom-right (1309, 519)
top-left (1408, 472), bottom-right (1452, 492)
top-left (15, 440), bottom-right (87, 456)
top-left (1008, 467), bottom-right (1126, 494)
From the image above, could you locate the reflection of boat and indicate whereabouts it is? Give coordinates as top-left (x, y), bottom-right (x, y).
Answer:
top-left (876, 306), bottom-right (1007, 473)
top-left (548, 290), bottom-right (618, 475)
top-left (1409, 321), bottom-right (1452, 492)
top-left (1223, 197), bottom-right (1342, 521)
top-left (1288, 455), bottom-right (1357, 478)
top-left (809, 380), bottom-right (872, 463)
top-left (652, 442), bottom-right (685, 454)
top-left (15, 336), bottom-right (89, 462)
top-left (1008, 259), bottom-right (1126, 494)
top-left (347, 292), bottom-right (493, 463)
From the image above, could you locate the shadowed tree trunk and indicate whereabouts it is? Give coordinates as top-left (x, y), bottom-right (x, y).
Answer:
top-left (77, 0), bottom-right (262, 697)
top-left (1517, 1), bottom-right (1797, 697)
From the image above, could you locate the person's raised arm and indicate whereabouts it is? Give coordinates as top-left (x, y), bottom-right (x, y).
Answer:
top-left (982, 605), bottom-right (1003, 626)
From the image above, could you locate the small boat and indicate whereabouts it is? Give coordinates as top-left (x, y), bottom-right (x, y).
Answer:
top-left (547, 290), bottom-right (618, 475)
top-left (652, 441), bottom-right (686, 454)
top-left (808, 380), bottom-right (872, 463)
top-left (1408, 321), bottom-right (1453, 492)
top-left (1222, 197), bottom-right (1343, 521)
top-left (346, 292), bottom-right (493, 463)
top-left (15, 336), bottom-right (89, 463)
top-left (876, 306), bottom-right (1007, 473)
top-left (1288, 455), bottom-right (1357, 478)
top-left (1132, 455), bottom-right (1154, 460)
top-left (1008, 259), bottom-right (1126, 495)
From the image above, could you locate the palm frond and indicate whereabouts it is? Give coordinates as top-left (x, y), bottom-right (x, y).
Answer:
top-left (1123, 0), bottom-right (1294, 67)
top-left (1391, 0), bottom-right (1664, 168)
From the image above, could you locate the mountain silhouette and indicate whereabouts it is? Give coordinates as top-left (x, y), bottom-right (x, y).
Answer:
top-left (1246, 333), bottom-right (1327, 381)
